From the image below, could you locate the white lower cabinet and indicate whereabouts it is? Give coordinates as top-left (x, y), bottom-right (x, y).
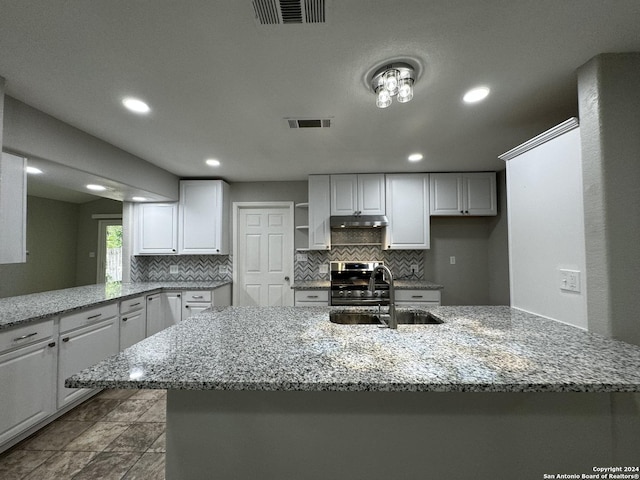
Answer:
top-left (119, 295), bottom-right (147, 350)
top-left (182, 290), bottom-right (212, 321)
top-left (162, 292), bottom-right (182, 327)
top-left (58, 304), bottom-right (119, 409)
top-left (145, 293), bottom-right (165, 337)
top-left (0, 319), bottom-right (57, 446)
top-left (395, 290), bottom-right (441, 309)
top-left (294, 290), bottom-right (329, 306)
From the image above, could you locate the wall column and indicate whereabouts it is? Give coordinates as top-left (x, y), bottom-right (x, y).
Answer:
top-left (577, 53), bottom-right (640, 346)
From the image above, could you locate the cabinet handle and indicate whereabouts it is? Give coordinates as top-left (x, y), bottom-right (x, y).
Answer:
top-left (87, 313), bottom-right (102, 320)
top-left (172, 249), bottom-right (176, 252)
top-left (130, 302), bottom-right (141, 307)
top-left (191, 295), bottom-right (204, 299)
top-left (148, 297), bottom-right (153, 301)
top-left (411, 295), bottom-right (424, 299)
top-left (13, 332), bottom-right (38, 342)
top-left (177, 294), bottom-right (181, 298)
top-left (308, 295), bottom-right (319, 298)
top-left (48, 342), bottom-right (56, 348)
top-left (464, 210), bottom-right (469, 214)
top-left (122, 317), bottom-right (128, 322)
top-left (460, 210), bottom-right (464, 214)
top-left (62, 337), bottom-right (70, 342)
top-left (185, 305), bottom-right (190, 309)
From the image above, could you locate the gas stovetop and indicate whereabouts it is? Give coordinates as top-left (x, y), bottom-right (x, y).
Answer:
top-left (329, 261), bottom-right (390, 306)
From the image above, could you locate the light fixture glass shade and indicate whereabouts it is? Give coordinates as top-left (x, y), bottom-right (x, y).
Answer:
top-left (376, 87), bottom-right (392, 108)
top-left (397, 78), bottom-right (413, 103)
top-left (383, 69), bottom-right (399, 95)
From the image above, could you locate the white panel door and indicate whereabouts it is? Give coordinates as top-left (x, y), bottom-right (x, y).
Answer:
top-left (237, 206), bottom-right (293, 306)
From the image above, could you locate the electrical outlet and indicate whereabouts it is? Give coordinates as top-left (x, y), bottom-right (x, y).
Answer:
top-left (296, 253), bottom-right (308, 262)
top-left (410, 264), bottom-right (420, 274)
top-left (559, 269), bottom-right (580, 293)
top-left (169, 265), bottom-right (179, 275)
top-left (218, 265), bottom-right (228, 275)
top-left (319, 264), bottom-right (329, 275)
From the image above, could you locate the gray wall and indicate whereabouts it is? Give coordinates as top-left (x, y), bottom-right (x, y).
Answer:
top-left (0, 196), bottom-right (79, 297)
top-left (3, 96), bottom-right (179, 201)
top-left (424, 173), bottom-right (510, 306)
top-left (578, 53), bottom-right (640, 346)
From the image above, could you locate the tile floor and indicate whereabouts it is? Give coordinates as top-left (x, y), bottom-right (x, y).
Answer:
top-left (0, 389), bottom-right (167, 480)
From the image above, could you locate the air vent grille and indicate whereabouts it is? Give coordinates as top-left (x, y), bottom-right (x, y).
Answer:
top-left (252, 0), bottom-right (326, 25)
top-left (287, 118), bottom-right (332, 129)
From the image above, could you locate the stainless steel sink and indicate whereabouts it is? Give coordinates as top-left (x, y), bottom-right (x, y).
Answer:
top-left (329, 310), bottom-right (443, 326)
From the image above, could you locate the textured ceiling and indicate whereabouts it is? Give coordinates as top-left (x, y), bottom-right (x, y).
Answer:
top-left (1, 0), bottom-right (640, 185)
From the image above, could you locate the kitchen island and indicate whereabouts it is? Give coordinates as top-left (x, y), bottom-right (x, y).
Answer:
top-left (67, 306), bottom-right (640, 480)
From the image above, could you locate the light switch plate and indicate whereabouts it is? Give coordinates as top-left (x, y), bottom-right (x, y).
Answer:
top-left (296, 253), bottom-right (308, 262)
top-left (559, 269), bottom-right (580, 293)
top-left (169, 265), bottom-right (179, 275)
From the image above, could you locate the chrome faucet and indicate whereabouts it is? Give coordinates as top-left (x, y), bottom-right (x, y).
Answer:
top-left (369, 265), bottom-right (397, 329)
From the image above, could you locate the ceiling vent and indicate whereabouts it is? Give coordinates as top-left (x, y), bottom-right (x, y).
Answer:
top-left (286, 118), bottom-right (332, 129)
top-left (252, 0), bottom-right (326, 25)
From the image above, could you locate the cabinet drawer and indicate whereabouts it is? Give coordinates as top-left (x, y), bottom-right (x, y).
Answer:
top-left (395, 290), bottom-right (441, 303)
top-left (183, 291), bottom-right (212, 302)
top-left (294, 290), bottom-right (329, 303)
top-left (60, 303), bottom-right (118, 334)
top-left (0, 319), bottom-right (55, 353)
top-left (119, 295), bottom-right (146, 314)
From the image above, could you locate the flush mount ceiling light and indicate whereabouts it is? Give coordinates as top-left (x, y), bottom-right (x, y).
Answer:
top-left (86, 184), bottom-right (107, 192)
top-left (463, 86), bottom-right (490, 104)
top-left (370, 62), bottom-right (416, 109)
top-left (408, 153), bottom-right (423, 162)
top-left (131, 196), bottom-right (147, 202)
top-left (122, 97), bottom-right (150, 114)
top-left (205, 159), bottom-right (221, 167)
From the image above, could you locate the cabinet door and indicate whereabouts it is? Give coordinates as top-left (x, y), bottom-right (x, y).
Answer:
top-left (120, 310), bottom-right (146, 349)
top-left (58, 317), bottom-right (119, 409)
top-left (330, 174), bottom-right (358, 215)
top-left (429, 173), bottom-right (463, 215)
top-left (309, 175), bottom-right (331, 250)
top-left (212, 284), bottom-right (231, 307)
top-left (384, 174), bottom-right (430, 249)
top-left (182, 303), bottom-right (211, 321)
top-left (137, 203), bottom-right (178, 254)
top-left (179, 180), bottom-right (229, 254)
top-left (145, 293), bottom-right (164, 337)
top-left (463, 172), bottom-right (497, 215)
top-left (357, 174), bottom-right (385, 215)
top-left (162, 292), bottom-right (182, 327)
top-left (0, 339), bottom-right (57, 445)
top-left (0, 152), bottom-right (27, 264)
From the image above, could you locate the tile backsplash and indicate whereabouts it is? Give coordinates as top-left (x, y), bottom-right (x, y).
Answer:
top-left (294, 229), bottom-right (424, 281)
top-left (131, 255), bottom-right (232, 282)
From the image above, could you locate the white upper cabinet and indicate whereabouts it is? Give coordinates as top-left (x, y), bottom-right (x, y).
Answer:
top-left (330, 174), bottom-right (385, 216)
top-left (0, 152), bottom-right (27, 264)
top-left (308, 175), bottom-right (331, 250)
top-left (384, 174), bottom-right (430, 249)
top-left (136, 203), bottom-right (178, 254)
top-left (178, 180), bottom-right (230, 255)
top-left (430, 172), bottom-right (497, 216)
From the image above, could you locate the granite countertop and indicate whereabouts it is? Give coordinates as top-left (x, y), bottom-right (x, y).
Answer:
top-left (0, 281), bottom-right (231, 330)
top-left (67, 305), bottom-right (640, 393)
top-left (291, 279), bottom-right (443, 290)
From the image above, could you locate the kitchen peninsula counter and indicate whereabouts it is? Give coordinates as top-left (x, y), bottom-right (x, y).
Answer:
top-left (0, 281), bottom-right (231, 330)
top-left (67, 305), bottom-right (640, 393)
top-left (65, 306), bottom-right (640, 479)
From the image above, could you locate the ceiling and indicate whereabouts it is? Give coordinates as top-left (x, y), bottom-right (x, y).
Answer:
top-left (1, 1), bottom-right (640, 185)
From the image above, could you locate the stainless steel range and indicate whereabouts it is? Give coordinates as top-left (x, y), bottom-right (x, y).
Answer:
top-left (330, 261), bottom-right (390, 306)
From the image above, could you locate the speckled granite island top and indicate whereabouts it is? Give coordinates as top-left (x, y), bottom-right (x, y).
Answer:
top-left (66, 306), bottom-right (640, 393)
top-left (0, 281), bottom-right (230, 330)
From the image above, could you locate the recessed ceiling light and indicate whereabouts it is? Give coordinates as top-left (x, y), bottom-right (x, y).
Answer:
top-left (408, 153), bottom-right (423, 162)
top-left (205, 159), bottom-right (221, 167)
top-left (86, 184), bottom-right (107, 191)
top-left (131, 196), bottom-right (147, 202)
top-left (26, 166), bottom-right (43, 174)
top-left (463, 86), bottom-right (490, 103)
top-left (122, 97), bottom-right (150, 114)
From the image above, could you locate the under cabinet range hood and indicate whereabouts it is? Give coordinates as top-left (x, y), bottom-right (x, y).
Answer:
top-left (330, 215), bottom-right (389, 228)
